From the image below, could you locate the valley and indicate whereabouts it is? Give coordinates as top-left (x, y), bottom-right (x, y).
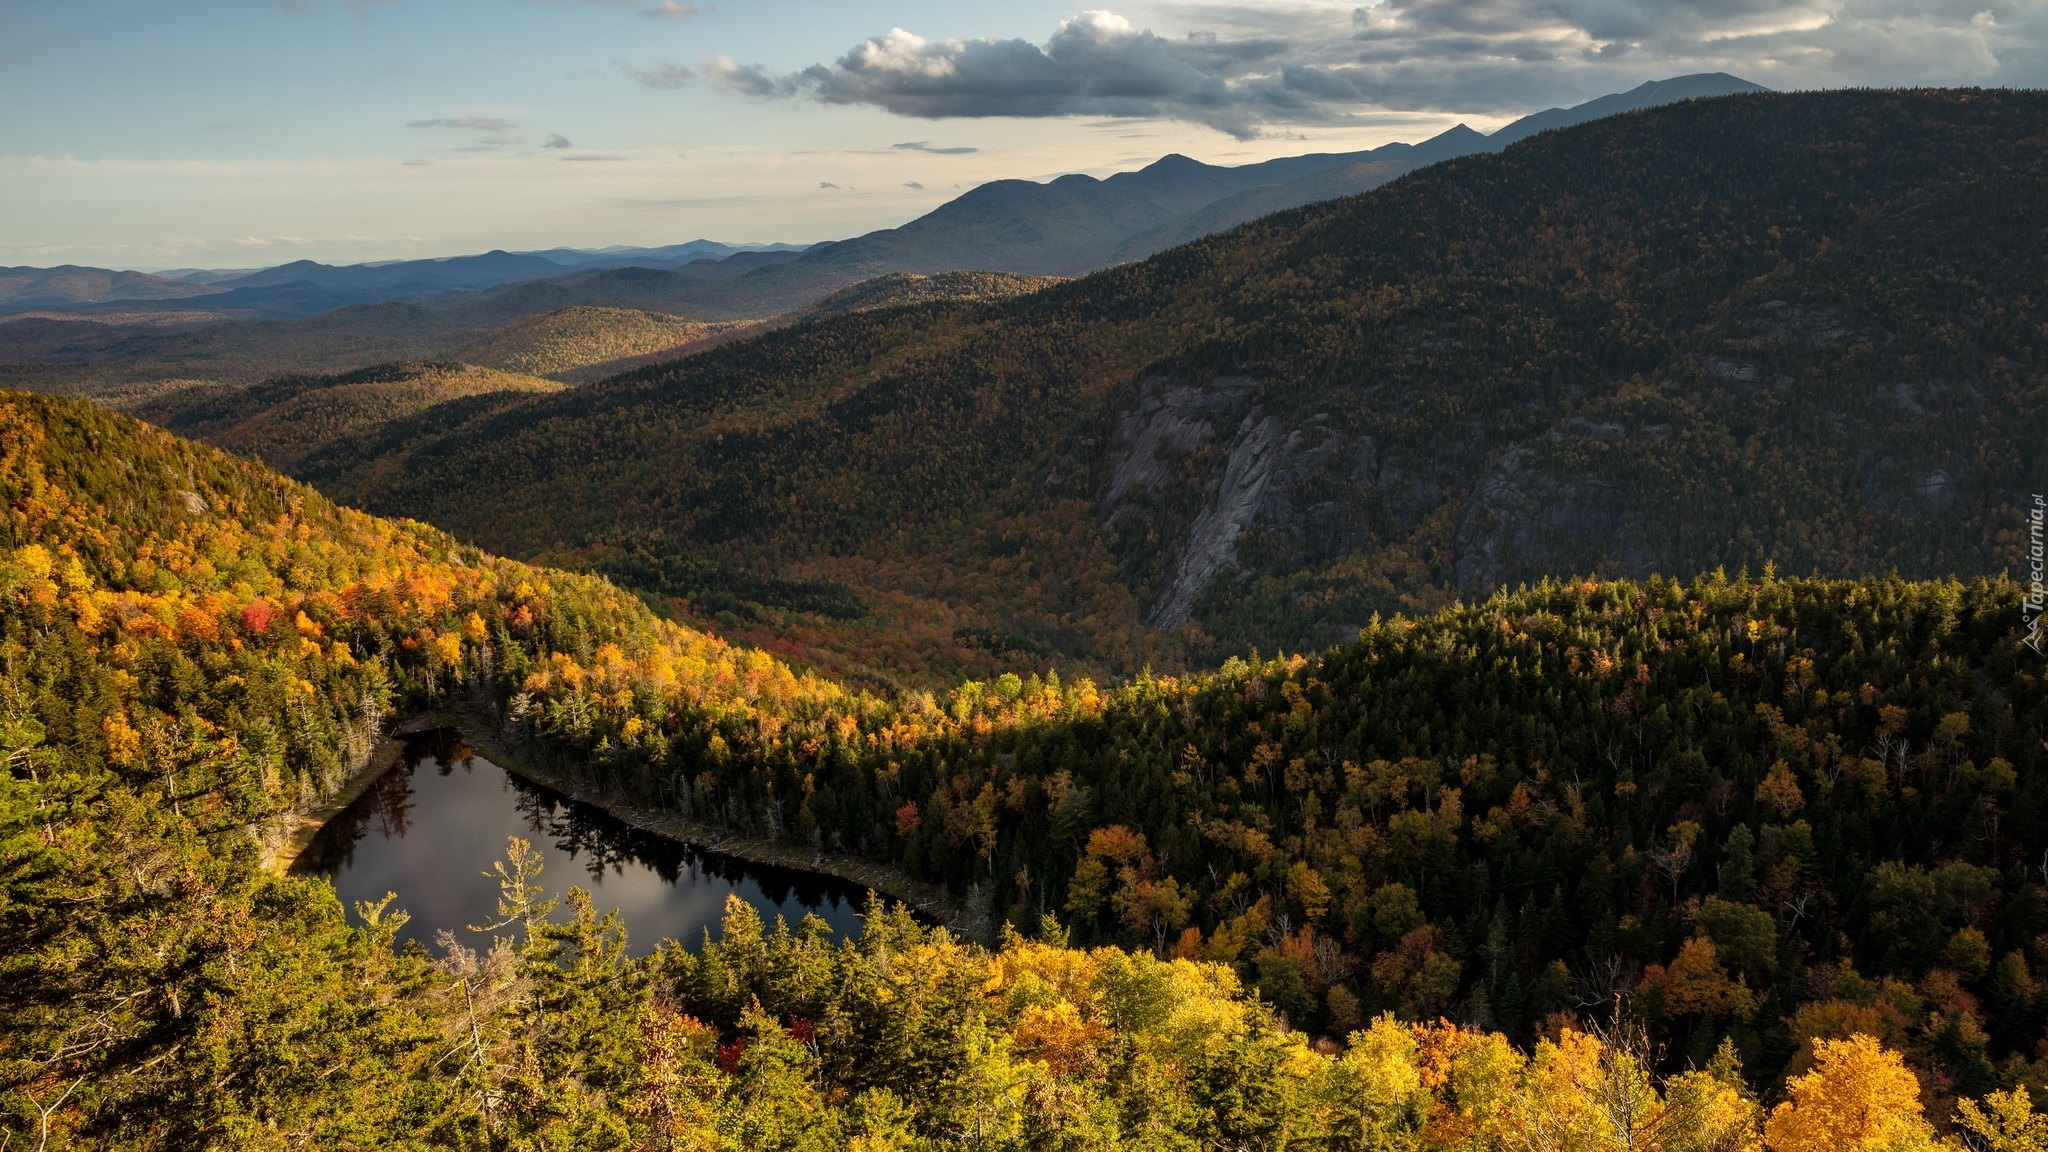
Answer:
top-left (277, 89), bottom-right (2045, 690)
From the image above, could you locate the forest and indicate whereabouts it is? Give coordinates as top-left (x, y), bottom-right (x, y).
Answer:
top-left (1, 387), bottom-right (2044, 1148)
top-left (6, 86), bottom-right (2048, 1150)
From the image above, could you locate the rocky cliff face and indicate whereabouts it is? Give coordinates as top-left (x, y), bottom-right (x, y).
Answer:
top-left (1102, 377), bottom-right (1389, 631)
top-left (1451, 444), bottom-right (1659, 596)
top-left (1102, 381), bottom-right (1677, 634)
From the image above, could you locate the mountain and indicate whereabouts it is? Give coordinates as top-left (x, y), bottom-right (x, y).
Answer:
top-left (0, 264), bottom-right (226, 309)
top-left (452, 305), bottom-right (744, 382)
top-left (1113, 159), bottom-right (1420, 260)
top-left (210, 250), bottom-right (572, 293)
top-left (283, 89), bottom-right (2048, 690)
top-left (1114, 74), bottom-right (1768, 263)
top-left (1488, 72), bottom-right (1769, 148)
top-left (755, 73), bottom-right (1763, 282)
top-left (0, 245), bottom-right (814, 324)
top-left (513, 238), bottom-right (808, 268)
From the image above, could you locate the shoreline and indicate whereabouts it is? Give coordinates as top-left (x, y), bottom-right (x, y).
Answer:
top-left (261, 731), bottom-right (408, 873)
top-left (265, 707), bottom-right (963, 928)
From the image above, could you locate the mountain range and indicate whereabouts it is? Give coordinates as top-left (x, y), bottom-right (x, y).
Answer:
top-left (1, 74), bottom-right (1762, 327)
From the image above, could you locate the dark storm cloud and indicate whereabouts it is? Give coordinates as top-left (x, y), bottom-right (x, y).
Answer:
top-left (708, 2), bottom-right (2042, 139)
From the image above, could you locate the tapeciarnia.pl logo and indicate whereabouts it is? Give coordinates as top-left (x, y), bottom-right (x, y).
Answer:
top-left (2027, 494), bottom-right (2045, 656)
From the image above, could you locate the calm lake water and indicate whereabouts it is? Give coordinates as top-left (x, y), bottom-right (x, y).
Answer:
top-left (297, 730), bottom-right (871, 954)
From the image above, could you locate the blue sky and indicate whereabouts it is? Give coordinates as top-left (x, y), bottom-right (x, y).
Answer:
top-left (3, 0), bottom-right (2042, 269)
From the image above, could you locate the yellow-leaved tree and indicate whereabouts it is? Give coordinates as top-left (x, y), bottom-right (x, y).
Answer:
top-left (1761, 1034), bottom-right (1938, 1152)
top-left (1957, 1088), bottom-right (2048, 1152)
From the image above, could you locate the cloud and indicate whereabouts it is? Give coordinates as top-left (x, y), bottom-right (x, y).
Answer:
top-left (736, 3), bottom-right (2048, 139)
top-left (904, 180), bottom-right (925, 189)
top-left (544, 134), bottom-right (573, 148)
top-left (408, 115), bottom-right (517, 130)
top-left (401, 159), bottom-right (434, 166)
top-left (704, 54), bottom-right (796, 97)
top-left (561, 153), bottom-right (629, 161)
top-left (618, 61), bottom-right (694, 89)
top-left (892, 140), bottom-right (980, 154)
top-left (818, 181), bottom-right (841, 188)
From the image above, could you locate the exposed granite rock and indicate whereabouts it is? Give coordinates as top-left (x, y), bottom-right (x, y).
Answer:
top-left (1100, 376), bottom-right (1255, 530)
top-left (1742, 300), bottom-right (1857, 346)
top-left (1863, 453), bottom-right (1966, 521)
top-left (1148, 414), bottom-right (1289, 629)
top-left (1915, 468), bottom-right (1958, 516)
top-left (1453, 445), bottom-right (1659, 595)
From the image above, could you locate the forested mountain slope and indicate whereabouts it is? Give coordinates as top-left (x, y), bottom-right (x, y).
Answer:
top-left (1112, 74), bottom-right (1767, 264)
top-left (451, 306), bottom-right (745, 383)
top-left (126, 361), bottom-right (563, 468)
top-left (5, 387), bottom-right (2046, 1148)
top-left (312, 89), bottom-right (2048, 683)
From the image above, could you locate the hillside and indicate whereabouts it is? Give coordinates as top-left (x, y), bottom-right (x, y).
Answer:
top-left (123, 360), bottom-right (563, 469)
top-left (297, 89), bottom-right (2048, 686)
top-left (453, 306), bottom-right (745, 381)
top-left (2, 388), bottom-right (2041, 1147)
top-left (801, 270), bottom-right (1064, 318)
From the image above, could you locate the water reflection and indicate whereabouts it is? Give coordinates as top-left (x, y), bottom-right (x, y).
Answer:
top-left (298, 729), bottom-right (871, 954)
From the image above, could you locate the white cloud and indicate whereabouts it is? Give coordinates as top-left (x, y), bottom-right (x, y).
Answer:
top-left (544, 134), bottom-right (573, 148)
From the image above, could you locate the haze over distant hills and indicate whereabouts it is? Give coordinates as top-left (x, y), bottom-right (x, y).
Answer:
top-left (2, 73), bottom-right (1762, 329)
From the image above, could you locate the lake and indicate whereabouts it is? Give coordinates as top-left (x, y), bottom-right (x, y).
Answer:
top-left (296, 729), bottom-right (872, 954)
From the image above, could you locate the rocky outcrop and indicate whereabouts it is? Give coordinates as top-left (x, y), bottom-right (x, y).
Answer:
top-left (1453, 445), bottom-right (1660, 595)
top-left (1147, 414), bottom-right (1289, 629)
top-left (1104, 377), bottom-right (1395, 631)
top-left (1100, 376), bottom-right (1255, 529)
top-left (1862, 453), bottom-right (1967, 521)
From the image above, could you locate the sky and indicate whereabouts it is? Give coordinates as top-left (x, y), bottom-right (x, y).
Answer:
top-left (2, 0), bottom-right (2043, 270)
